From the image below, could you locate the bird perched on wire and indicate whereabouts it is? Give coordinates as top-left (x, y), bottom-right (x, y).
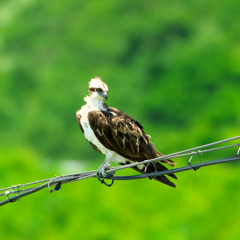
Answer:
top-left (76, 77), bottom-right (177, 187)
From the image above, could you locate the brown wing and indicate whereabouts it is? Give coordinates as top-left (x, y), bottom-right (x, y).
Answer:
top-left (87, 108), bottom-right (153, 161)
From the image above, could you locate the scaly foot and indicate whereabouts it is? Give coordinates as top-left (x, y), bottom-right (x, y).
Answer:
top-left (97, 163), bottom-right (115, 187)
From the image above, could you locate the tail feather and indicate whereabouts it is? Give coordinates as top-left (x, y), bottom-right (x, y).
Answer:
top-left (120, 147), bottom-right (177, 187)
top-left (154, 162), bottom-right (177, 180)
top-left (131, 162), bottom-right (177, 188)
top-left (156, 151), bottom-right (176, 167)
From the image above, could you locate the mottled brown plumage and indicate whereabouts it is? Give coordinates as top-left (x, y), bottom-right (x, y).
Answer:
top-left (76, 77), bottom-right (177, 187)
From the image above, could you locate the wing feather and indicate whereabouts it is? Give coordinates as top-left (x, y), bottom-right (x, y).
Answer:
top-left (88, 108), bottom-right (156, 162)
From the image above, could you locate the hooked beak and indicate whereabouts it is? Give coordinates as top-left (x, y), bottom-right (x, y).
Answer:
top-left (100, 91), bottom-right (108, 100)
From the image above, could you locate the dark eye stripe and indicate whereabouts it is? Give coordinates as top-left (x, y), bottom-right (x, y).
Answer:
top-left (96, 88), bottom-right (102, 92)
top-left (89, 87), bottom-right (103, 92)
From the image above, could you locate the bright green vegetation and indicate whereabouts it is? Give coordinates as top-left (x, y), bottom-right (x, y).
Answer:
top-left (0, 0), bottom-right (240, 239)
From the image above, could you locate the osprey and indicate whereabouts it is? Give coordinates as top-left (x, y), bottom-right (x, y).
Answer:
top-left (76, 77), bottom-right (177, 187)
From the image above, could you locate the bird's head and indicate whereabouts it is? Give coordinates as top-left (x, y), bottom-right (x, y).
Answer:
top-left (88, 77), bottom-right (108, 101)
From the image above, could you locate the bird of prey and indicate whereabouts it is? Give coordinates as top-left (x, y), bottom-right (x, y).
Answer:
top-left (76, 77), bottom-right (177, 187)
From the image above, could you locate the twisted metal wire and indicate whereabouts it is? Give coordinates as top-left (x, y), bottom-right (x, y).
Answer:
top-left (0, 135), bottom-right (239, 206)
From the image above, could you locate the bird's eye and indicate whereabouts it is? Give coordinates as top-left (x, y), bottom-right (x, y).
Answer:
top-left (96, 88), bottom-right (102, 92)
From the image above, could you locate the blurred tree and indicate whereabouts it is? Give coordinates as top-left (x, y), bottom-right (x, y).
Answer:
top-left (0, 0), bottom-right (240, 239)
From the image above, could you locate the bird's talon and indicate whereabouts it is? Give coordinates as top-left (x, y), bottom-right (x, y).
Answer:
top-left (96, 168), bottom-right (115, 187)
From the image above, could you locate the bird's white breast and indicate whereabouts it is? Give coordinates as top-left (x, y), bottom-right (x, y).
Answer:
top-left (78, 107), bottom-right (108, 155)
top-left (78, 103), bottom-right (127, 165)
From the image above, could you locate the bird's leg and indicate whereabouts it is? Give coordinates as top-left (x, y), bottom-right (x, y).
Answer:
top-left (97, 158), bottom-right (115, 187)
top-left (97, 159), bottom-right (110, 177)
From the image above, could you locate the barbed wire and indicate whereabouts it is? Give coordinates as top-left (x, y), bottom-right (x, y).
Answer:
top-left (0, 136), bottom-right (240, 206)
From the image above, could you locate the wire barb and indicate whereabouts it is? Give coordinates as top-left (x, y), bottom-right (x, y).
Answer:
top-left (48, 177), bottom-right (63, 193)
top-left (0, 135), bottom-right (240, 206)
top-left (5, 191), bottom-right (11, 203)
top-left (143, 163), bottom-right (151, 179)
top-left (188, 151), bottom-right (202, 171)
top-left (143, 162), bottom-right (157, 180)
top-left (237, 145), bottom-right (240, 157)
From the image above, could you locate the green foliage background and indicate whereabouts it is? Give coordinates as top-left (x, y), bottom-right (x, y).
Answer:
top-left (0, 0), bottom-right (240, 239)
